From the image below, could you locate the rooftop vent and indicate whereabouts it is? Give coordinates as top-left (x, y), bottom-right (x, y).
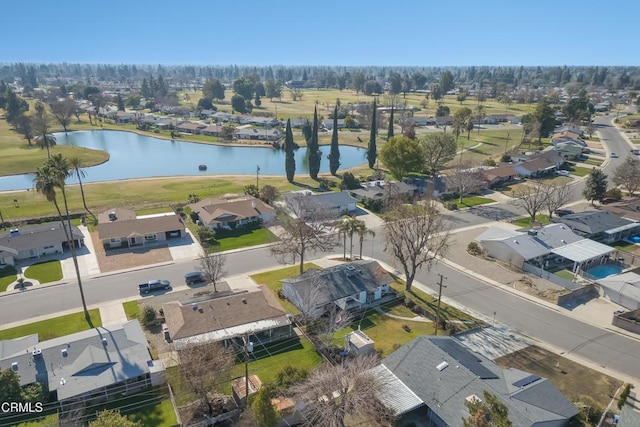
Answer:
top-left (32, 349), bottom-right (42, 357)
top-left (192, 303), bottom-right (198, 310)
top-left (251, 201), bottom-right (256, 209)
top-left (11, 362), bottom-right (18, 371)
top-left (242, 298), bottom-right (247, 304)
top-left (465, 394), bottom-right (482, 404)
top-left (108, 212), bottom-right (117, 221)
top-left (61, 349), bottom-right (68, 357)
top-left (10, 229), bottom-right (19, 236)
top-left (436, 361), bottom-right (449, 371)
top-left (102, 338), bottom-right (108, 346)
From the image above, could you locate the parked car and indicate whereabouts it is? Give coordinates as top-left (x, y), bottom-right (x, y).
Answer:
top-left (185, 271), bottom-right (206, 285)
top-left (138, 279), bottom-right (171, 294)
top-left (555, 170), bottom-right (570, 177)
top-left (554, 209), bottom-right (574, 217)
top-left (610, 152), bottom-right (618, 158)
top-left (631, 149), bottom-right (640, 155)
top-left (600, 198), bottom-right (619, 205)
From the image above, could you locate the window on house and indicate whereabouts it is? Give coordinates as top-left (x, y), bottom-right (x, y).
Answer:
top-left (144, 234), bottom-right (157, 241)
top-left (43, 245), bottom-right (55, 250)
top-left (110, 238), bottom-right (120, 243)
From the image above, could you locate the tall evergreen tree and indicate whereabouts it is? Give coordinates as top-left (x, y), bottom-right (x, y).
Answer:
top-left (308, 106), bottom-right (321, 179)
top-left (387, 106), bottom-right (395, 138)
top-left (328, 106), bottom-right (341, 175)
top-left (367, 99), bottom-right (377, 168)
top-left (285, 119), bottom-right (296, 183)
top-left (583, 168), bottom-right (608, 205)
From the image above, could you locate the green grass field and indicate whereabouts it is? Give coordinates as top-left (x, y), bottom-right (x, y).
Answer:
top-left (554, 269), bottom-right (574, 281)
top-left (0, 309), bottom-right (101, 341)
top-left (212, 227), bottom-right (279, 252)
top-left (451, 196), bottom-right (495, 209)
top-left (0, 266), bottom-right (18, 292)
top-left (96, 387), bottom-right (178, 427)
top-left (566, 164), bottom-right (592, 176)
top-left (123, 300), bottom-right (141, 320)
top-left (511, 214), bottom-right (552, 227)
top-left (23, 260), bottom-right (63, 283)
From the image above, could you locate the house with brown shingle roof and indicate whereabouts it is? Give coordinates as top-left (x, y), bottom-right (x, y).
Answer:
top-left (176, 121), bottom-right (205, 134)
top-left (188, 196), bottom-right (276, 230)
top-left (480, 163), bottom-right (518, 187)
top-left (97, 208), bottom-right (185, 250)
top-left (162, 287), bottom-right (293, 350)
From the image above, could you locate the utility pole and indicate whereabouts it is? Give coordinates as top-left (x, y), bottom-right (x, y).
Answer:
top-left (434, 273), bottom-right (447, 336)
top-left (256, 165), bottom-right (260, 188)
top-left (504, 132), bottom-right (510, 154)
top-left (243, 335), bottom-right (253, 408)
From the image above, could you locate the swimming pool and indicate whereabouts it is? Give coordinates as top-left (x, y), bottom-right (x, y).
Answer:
top-left (587, 264), bottom-right (623, 279)
top-left (629, 235), bottom-right (640, 244)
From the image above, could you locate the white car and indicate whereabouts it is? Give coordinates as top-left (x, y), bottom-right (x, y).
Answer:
top-left (555, 170), bottom-right (570, 177)
top-left (610, 152), bottom-right (618, 158)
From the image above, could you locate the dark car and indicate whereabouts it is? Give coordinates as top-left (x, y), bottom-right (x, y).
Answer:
top-left (600, 198), bottom-right (619, 205)
top-left (554, 209), bottom-right (574, 217)
top-left (138, 279), bottom-right (171, 294)
top-left (185, 271), bottom-right (206, 285)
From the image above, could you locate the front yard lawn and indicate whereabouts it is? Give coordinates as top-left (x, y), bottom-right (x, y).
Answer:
top-left (566, 164), bottom-right (592, 177)
top-left (554, 269), bottom-right (574, 281)
top-left (452, 196), bottom-right (494, 209)
top-left (123, 300), bottom-right (141, 320)
top-left (24, 260), bottom-right (63, 284)
top-left (96, 387), bottom-right (178, 427)
top-left (250, 263), bottom-right (321, 315)
top-left (0, 266), bottom-right (18, 292)
top-left (212, 226), bottom-right (279, 252)
top-left (0, 309), bottom-right (102, 341)
top-left (511, 214), bottom-right (552, 228)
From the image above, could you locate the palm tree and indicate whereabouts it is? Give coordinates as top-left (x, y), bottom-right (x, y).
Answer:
top-left (336, 217), bottom-right (351, 260)
top-left (34, 155), bottom-right (91, 323)
top-left (341, 216), bottom-right (361, 260)
top-left (33, 110), bottom-right (56, 158)
top-left (69, 157), bottom-right (96, 224)
top-left (355, 221), bottom-right (375, 260)
top-left (475, 105), bottom-right (486, 135)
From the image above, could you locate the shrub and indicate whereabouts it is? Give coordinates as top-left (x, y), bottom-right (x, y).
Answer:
top-left (196, 225), bottom-right (217, 245)
top-left (139, 305), bottom-right (157, 326)
top-left (341, 172), bottom-right (361, 190)
top-left (467, 241), bottom-right (481, 255)
top-left (446, 202), bottom-right (458, 210)
top-left (483, 158), bottom-right (497, 167)
top-left (500, 154), bottom-right (512, 163)
top-left (618, 384), bottom-right (632, 409)
top-left (605, 187), bottom-right (623, 200)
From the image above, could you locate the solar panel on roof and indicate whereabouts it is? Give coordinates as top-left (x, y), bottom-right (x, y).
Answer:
top-left (428, 338), bottom-right (498, 379)
top-left (512, 374), bottom-right (541, 388)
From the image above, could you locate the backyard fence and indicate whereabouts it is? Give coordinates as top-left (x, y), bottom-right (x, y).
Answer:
top-left (523, 262), bottom-right (581, 290)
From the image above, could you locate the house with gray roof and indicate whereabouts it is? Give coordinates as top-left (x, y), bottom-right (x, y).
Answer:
top-left (235, 127), bottom-right (282, 141)
top-left (284, 191), bottom-right (358, 218)
top-left (597, 272), bottom-right (640, 310)
top-left (0, 321), bottom-right (161, 404)
top-left (377, 336), bottom-right (578, 427)
top-left (0, 222), bottom-right (84, 267)
top-left (281, 260), bottom-right (394, 317)
top-left (349, 181), bottom-right (419, 203)
top-left (553, 210), bottom-right (640, 243)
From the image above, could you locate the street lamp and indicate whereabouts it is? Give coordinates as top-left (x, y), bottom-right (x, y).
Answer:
top-left (493, 311), bottom-right (497, 327)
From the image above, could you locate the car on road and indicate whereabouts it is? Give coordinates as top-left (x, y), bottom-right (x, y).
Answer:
top-left (554, 209), bottom-right (574, 217)
top-left (610, 152), bottom-right (618, 158)
top-left (555, 170), bottom-right (570, 177)
top-left (631, 149), bottom-right (640, 155)
top-left (185, 271), bottom-right (206, 285)
top-left (138, 279), bottom-right (171, 294)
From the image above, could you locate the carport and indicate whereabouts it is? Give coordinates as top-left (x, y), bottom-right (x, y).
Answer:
top-left (550, 239), bottom-right (615, 274)
top-left (598, 272), bottom-right (640, 310)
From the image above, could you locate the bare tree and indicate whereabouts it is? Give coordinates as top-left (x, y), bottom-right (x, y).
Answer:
top-left (270, 194), bottom-right (337, 274)
top-left (292, 355), bottom-right (392, 427)
top-left (198, 249), bottom-right (227, 292)
top-left (443, 165), bottom-right (487, 203)
top-left (310, 305), bottom-right (354, 351)
top-left (179, 341), bottom-right (234, 416)
top-left (49, 98), bottom-right (77, 133)
top-left (383, 199), bottom-right (450, 291)
top-left (612, 156), bottom-right (640, 196)
top-left (511, 180), bottom-right (548, 223)
top-left (543, 182), bottom-right (573, 219)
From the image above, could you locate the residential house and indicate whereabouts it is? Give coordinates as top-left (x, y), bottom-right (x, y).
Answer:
top-left (284, 191), bottom-right (358, 217)
top-left (200, 124), bottom-right (224, 137)
top-left (553, 211), bottom-right (640, 243)
top-left (235, 128), bottom-right (282, 141)
top-left (488, 114), bottom-right (515, 123)
top-left (601, 199), bottom-right (640, 222)
top-left (288, 118), bottom-right (310, 129)
top-left (199, 109), bottom-right (217, 119)
top-left (511, 151), bottom-right (564, 178)
top-left (0, 321), bottom-right (162, 405)
top-left (114, 111), bottom-right (137, 124)
top-left (552, 142), bottom-right (584, 160)
top-left (281, 260), bottom-right (394, 317)
top-left (554, 125), bottom-right (584, 137)
top-left (97, 208), bottom-right (185, 249)
top-left (349, 181), bottom-right (419, 203)
top-left (376, 336), bottom-right (578, 427)
top-left (404, 175), bottom-right (449, 198)
top-left (188, 196), bottom-right (275, 230)
top-left (212, 112), bottom-right (237, 123)
top-left (0, 222), bottom-right (84, 267)
top-left (162, 287), bottom-right (293, 350)
top-left (249, 117), bottom-right (280, 127)
top-left (176, 121), bottom-right (205, 134)
top-left (435, 115), bottom-right (454, 126)
top-left (480, 163), bottom-right (518, 187)
top-left (475, 224), bottom-right (584, 268)
top-left (323, 118), bottom-right (346, 130)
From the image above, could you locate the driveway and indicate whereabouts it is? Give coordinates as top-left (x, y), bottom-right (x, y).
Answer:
top-left (167, 228), bottom-right (203, 260)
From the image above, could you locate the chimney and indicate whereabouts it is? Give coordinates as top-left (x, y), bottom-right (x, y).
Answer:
top-left (10, 229), bottom-right (19, 236)
top-left (251, 200), bottom-right (256, 209)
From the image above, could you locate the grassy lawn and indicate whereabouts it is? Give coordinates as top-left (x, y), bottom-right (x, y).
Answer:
top-left (123, 300), bottom-right (141, 320)
top-left (0, 266), bottom-right (18, 292)
top-left (0, 174), bottom-right (330, 222)
top-left (610, 240), bottom-right (638, 252)
top-left (554, 269), bottom-right (574, 280)
top-left (0, 309), bottom-right (102, 341)
top-left (96, 387), bottom-right (177, 427)
top-left (334, 309), bottom-right (435, 357)
top-left (212, 226), bottom-right (279, 252)
top-left (583, 156), bottom-right (604, 166)
top-left (512, 214), bottom-right (552, 228)
top-left (250, 263), bottom-right (321, 315)
top-left (566, 164), bottom-right (592, 177)
top-left (496, 345), bottom-right (622, 412)
top-left (452, 196), bottom-right (494, 209)
top-left (135, 206), bottom-right (175, 216)
top-left (23, 260), bottom-right (63, 284)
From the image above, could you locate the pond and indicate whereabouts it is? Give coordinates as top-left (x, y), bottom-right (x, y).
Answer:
top-left (0, 130), bottom-right (367, 191)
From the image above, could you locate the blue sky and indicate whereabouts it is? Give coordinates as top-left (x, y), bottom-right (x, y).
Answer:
top-left (3, 0), bottom-right (638, 66)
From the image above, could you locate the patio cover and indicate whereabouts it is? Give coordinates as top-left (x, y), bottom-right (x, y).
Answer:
top-left (605, 222), bottom-right (640, 235)
top-left (550, 239), bottom-right (614, 263)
